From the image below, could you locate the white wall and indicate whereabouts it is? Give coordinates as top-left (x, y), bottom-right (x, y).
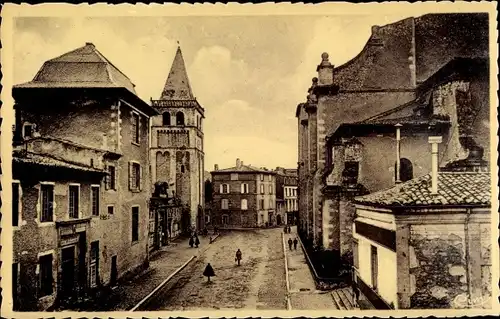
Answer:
top-left (354, 221), bottom-right (398, 307)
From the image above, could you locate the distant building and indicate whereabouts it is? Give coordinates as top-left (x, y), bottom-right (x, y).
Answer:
top-left (11, 43), bottom-right (157, 311)
top-left (296, 13), bottom-right (489, 261)
top-left (150, 46), bottom-right (205, 231)
top-left (275, 167), bottom-right (298, 225)
top-left (211, 159), bottom-right (277, 227)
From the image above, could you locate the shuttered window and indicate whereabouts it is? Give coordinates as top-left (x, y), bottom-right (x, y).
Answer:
top-left (40, 184), bottom-right (54, 222)
top-left (129, 162), bottom-right (142, 191)
top-left (91, 186), bottom-right (100, 216)
top-left (106, 165), bottom-right (116, 190)
top-left (221, 199), bottom-right (229, 210)
top-left (68, 185), bottom-right (79, 219)
top-left (132, 112), bottom-right (140, 144)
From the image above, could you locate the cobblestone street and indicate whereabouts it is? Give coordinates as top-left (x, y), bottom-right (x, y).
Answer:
top-left (142, 228), bottom-right (287, 311)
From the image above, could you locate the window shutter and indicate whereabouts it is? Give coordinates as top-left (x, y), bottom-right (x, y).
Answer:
top-left (219, 184), bottom-right (223, 194)
top-left (105, 165), bottom-right (109, 190)
top-left (128, 162), bottom-right (133, 190)
top-left (138, 115), bottom-right (141, 144)
top-left (241, 183), bottom-right (244, 193)
top-left (139, 164), bottom-right (143, 191)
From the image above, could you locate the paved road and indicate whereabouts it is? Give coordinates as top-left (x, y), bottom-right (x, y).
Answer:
top-left (142, 228), bottom-right (287, 311)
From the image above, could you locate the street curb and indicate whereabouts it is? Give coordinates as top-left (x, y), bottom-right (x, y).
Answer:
top-left (282, 232), bottom-right (292, 311)
top-left (209, 233), bottom-right (220, 244)
top-left (129, 255), bottom-right (196, 311)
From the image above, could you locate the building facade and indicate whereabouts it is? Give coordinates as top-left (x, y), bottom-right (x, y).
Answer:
top-left (11, 43), bottom-right (157, 311)
top-left (275, 167), bottom-right (298, 225)
top-left (296, 13), bottom-right (489, 261)
top-left (150, 46), bottom-right (205, 231)
top-left (211, 159), bottom-right (277, 228)
top-left (353, 150), bottom-right (491, 309)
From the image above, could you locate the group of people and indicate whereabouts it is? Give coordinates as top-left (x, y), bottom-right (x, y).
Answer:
top-left (287, 237), bottom-right (299, 250)
top-left (189, 234), bottom-right (200, 248)
top-left (283, 225), bottom-right (292, 233)
top-left (203, 248), bottom-right (243, 283)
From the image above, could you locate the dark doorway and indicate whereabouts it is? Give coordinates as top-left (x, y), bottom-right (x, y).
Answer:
top-left (61, 246), bottom-right (76, 299)
top-left (12, 263), bottom-right (19, 310)
top-left (77, 233), bottom-right (87, 297)
top-left (277, 214), bottom-right (282, 225)
top-left (110, 256), bottom-right (118, 287)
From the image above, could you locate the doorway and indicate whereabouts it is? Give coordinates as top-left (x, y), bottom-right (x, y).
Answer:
top-left (277, 214), bottom-right (282, 225)
top-left (61, 246), bottom-right (76, 299)
top-left (110, 256), bottom-right (118, 287)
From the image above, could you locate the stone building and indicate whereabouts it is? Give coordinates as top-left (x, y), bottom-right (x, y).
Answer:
top-left (150, 46), bottom-right (205, 231)
top-left (296, 13), bottom-right (489, 260)
top-left (11, 43), bottom-right (157, 310)
top-left (275, 167), bottom-right (298, 225)
top-left (211, 159), bottom-right (276, 227)
top-left (353, 147), bottom-right (491, 309)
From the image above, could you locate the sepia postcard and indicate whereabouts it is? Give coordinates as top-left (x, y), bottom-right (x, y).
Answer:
top-left (0, 2), bottom-right (498, 318)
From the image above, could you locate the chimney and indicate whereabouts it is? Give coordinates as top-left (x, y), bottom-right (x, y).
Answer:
top-left (241, 161), bottom-right (244, 166)
top-left (316, 52), bottom-right (334, 86)
top-left (214, 164), bottom-right (219, 171)
top-left (236, 158), bottom-right (241, 168)
top-left (395, 124), bottom-right (402, 184)
top-left (428, 136), bottom-right (443, 194)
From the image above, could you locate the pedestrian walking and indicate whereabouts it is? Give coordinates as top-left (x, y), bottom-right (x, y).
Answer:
top-left (189, 236), bottom-right (194, 248)
top-left (284, 226), bottom-right (287, 234)
top-left (293, 238), bottom-right (298, 250)
top-left (203, 263), bottom-right (215, 283)
top-left (195, 236), bottom-right (200, 248)
top-left (235, 249), bottom-right (242, 266)
top-left (288, 225), bottom-right (291, 233)
top-left (288, 238), bottom-right (293, 250)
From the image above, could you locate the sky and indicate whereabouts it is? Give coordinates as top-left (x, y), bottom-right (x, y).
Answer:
top-left (12, 10), bottom-right (438, 171)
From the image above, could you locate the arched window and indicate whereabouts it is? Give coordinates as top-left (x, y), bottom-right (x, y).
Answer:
top-left (162, 112), bottom-right (171, 126)
top-left (176, 111), bottom-right (185, 126)
top-left (395, 158), bottom-right (414, 182)
top-left (241, 199), bottom-right (248, 210)
top-left (181, 165), bottom-right (185, 173)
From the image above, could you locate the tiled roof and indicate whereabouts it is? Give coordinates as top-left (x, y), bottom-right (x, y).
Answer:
top-left (212, 165), bottom-right (276, 174)
top-left (14, 43), bottom-right (136, 94)
top-left (13, 152), bottom-right (106, 174)
top-left (354, 171), bottom-right (490, 208)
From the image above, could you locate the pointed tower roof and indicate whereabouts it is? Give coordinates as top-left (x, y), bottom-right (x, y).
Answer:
top-left (160, 46), bottom-right (195, 100)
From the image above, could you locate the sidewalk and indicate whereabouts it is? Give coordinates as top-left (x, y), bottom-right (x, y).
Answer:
top-left (284, 226), bottom-right (339, 310)
top-left (91, 234), bottom-right (217, 311)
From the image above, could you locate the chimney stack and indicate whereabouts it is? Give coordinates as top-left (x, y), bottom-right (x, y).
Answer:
top-left (214, 164), bottom-right (219, 171)
top-left (395, 124), bottom-right (402, 184)
top-left (241, 161), bottom-right (244, 166)
top-left (236, 158), bottom-right (241, 168)
top-left (317, 52), bottom-right (334, 86)
top-left (428, 136), bottom-right (443, 194)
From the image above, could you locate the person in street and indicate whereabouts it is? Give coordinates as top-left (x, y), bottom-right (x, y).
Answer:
top-left (235, 249), bottom-right (242, 266)
top-left (293, 238), bottom-right (298, 250)
top-left (284, 226), bottom-right (287, 234)
top-left (203, 263), bottom-right (215, 283)
top-left (288, 238), bottom-right (293, 250)
top-left (189, 236), bottom-right (194, 248)
top-left (195, 236), bottom-right (200, 248)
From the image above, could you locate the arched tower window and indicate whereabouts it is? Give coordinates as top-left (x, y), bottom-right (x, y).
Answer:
top-left (395, 158), bottom-right (414, 182)
top-left (176, 111), bottom-right (185, 126)
top-left (162, 112), bottom-right (171, 126)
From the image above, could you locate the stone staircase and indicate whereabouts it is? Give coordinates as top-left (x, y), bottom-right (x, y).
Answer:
top-left (331, 287), bottom-right (357, 310)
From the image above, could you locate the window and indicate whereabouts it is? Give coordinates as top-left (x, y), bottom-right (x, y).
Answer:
top-left (260, 174), bottom-right (264, 181)
top-left (269, 199), bottom-right (273, 209)
top-left (241, 199), bottom-right (248, 210)
top-left (106, 166), bottom-right (116, 190)
top-left (342, 161), bottom-right (359, 184)
top-left (68, 185), bottom-right (80, 218)
top-left (91, 186), bottom-right (100, 216)
top-left (268, 175), bottom-right (272, 181)
top-left (260, 184), bottom-right (264, 194)
top-left (12, 183), bottom-right (19, 226)
top-left (162, 112), bottom-right (171, 126)
top-left (259, 199), bottom-right (265, 210)
top-left (176, 111), bottom-right (185, 126)
top-left (40, 184), bottom-right (54, 222)
top-left (132, 112), bottom-right (140, 144)
top-left (222, 215), bottom-right (229, 225)
top-left (181, 165), bottom-right (185, 173)
top-left (220, 184), bottom-right (229, 194)
top-left (395, 158), bottom-right (414, 182)
top-left (353, 240), bottom-right (359, 269)
top-left (23, 123), bottom-right (33, 139)
top-left (205, 215), bottom-right (210, 223)
top-left (39, 254), bottom-right (53, 297)
top-left (107, 205), bottom-right (114, 215)
top-left (132, 206), bottom-right (139, 242)
top-left (230, 173), bottom-right (238, 181)
top-left (241, 183), bottom-right (249, 194)
top-left (221, 199), bottom-right (229, 210)
top-left (129, 162), bottom-right (142, 191)
top-left (90, 241), bottom-right (99, 288)
top-left (269, 184), bottom-right (273, 194)
top-left (371, 245), bottom-right (378, 290)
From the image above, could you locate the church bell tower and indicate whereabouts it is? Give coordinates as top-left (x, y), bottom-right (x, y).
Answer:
top-left (150, 46), bottom-right (205, 230)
